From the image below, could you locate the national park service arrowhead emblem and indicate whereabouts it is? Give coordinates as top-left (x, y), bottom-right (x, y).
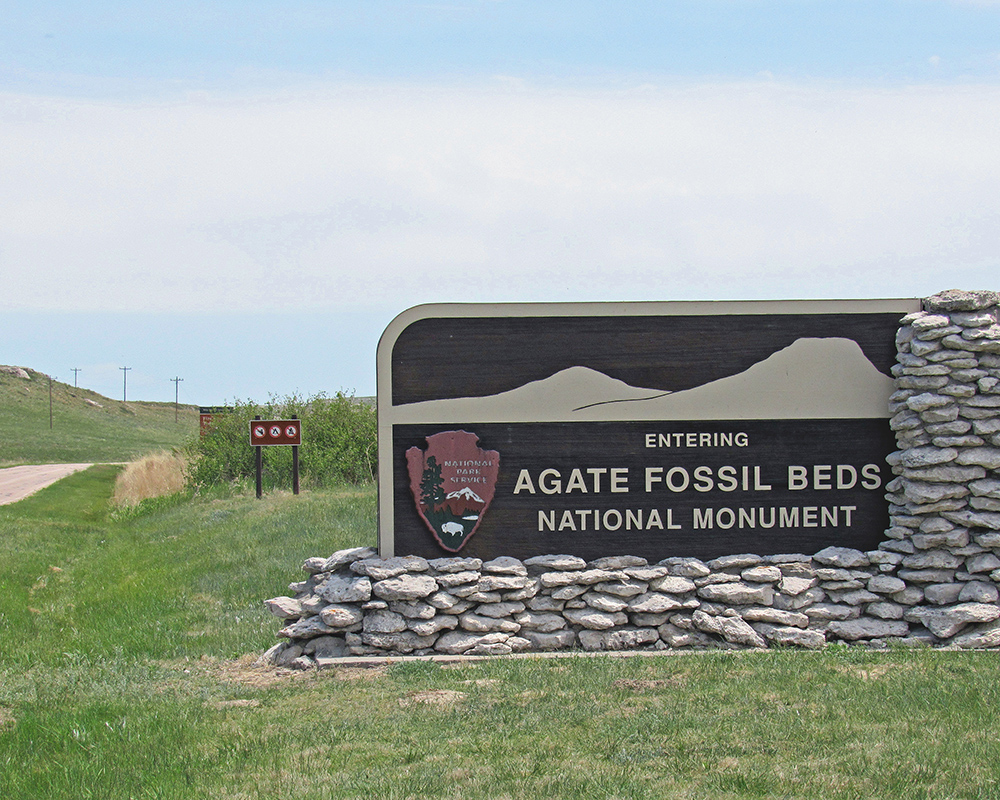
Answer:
top-left (405, 431), bottom-right (500, 553)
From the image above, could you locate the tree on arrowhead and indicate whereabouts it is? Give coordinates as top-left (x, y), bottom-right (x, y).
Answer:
top-left (420, 456), bottom-right (446, 510)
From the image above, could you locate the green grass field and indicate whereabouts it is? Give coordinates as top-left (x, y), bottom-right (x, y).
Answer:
top-left (2, 469), bottom-right (1000, 799)
top-left (0, 367), bottom-right (198, 465)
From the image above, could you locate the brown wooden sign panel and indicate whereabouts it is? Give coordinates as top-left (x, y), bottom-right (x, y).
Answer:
top-left (199, 406), bottom-right (233, 437)
top-left (249, 419), bottom-right (302, 446)
top-left (377, 300), bottom-right (920, 559)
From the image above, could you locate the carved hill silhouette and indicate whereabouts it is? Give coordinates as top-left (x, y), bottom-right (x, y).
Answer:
top-left (393, 337), bottom-right (894, 423)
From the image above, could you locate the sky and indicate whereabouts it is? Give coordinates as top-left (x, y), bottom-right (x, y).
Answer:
top-left (2, 1), bottom-right (1000, 404)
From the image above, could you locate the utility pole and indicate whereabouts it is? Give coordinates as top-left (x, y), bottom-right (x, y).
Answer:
top-left (71, 368), bottom-right (81, 387)
top-left (120, 366), bottom-right (132, 402)
top-left (49, 375), bottom-right (54, 429)
top-left (170, 376), bottom-right (183, 423)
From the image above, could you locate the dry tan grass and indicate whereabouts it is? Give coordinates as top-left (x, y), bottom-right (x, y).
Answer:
top-left (112, 450), bottom-right (188, 506)
top-left (205, 699), bottom-right (262, 710)
top-left (398, 690), bottom-right (467, 709)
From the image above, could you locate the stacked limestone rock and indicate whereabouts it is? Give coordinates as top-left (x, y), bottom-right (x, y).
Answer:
top-left (261, 289), bottom-right (1000, 666)
top-left (262, 543), bottom-right (966, 667)
top-left (880, 289), bottom-right (1000, 645)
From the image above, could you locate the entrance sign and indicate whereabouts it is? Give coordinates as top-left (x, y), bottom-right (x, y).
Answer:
top-left (377, 300), bottom-right (920, 560)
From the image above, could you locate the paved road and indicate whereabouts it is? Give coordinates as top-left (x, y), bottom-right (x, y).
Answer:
top-left (0, 464), bottom-right (94, 506)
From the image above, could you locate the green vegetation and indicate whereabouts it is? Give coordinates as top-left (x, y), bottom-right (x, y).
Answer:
top-left (0, 368), bottom-right (198, 465)
top-left (2, 470), bottom-right (1000, 799)
top-left (187, 393), bottom-right (376, 491)
top-left (0, 467), bottom-right (375, 667)
top-left (0, 368), bottom-right (374, 493)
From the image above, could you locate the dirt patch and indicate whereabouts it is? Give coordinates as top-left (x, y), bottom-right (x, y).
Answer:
top-left (214, 657), bottom-right (316, 689)
top-left (613, 676), bottom-right (685, 691)
top-left (158, 654), bottom-right (313, 690)
top-left (834, 663), bottom-right (896, 680)
top-left (857, 666), bottom-right (893, 680)
top-left (161, 654), bottom-right (395, 691)
top-left (0, 707), bottom-right (15, 731)
top-left (330, 666), bottom-right (387, 681)
top-left (206, 699), bottom-right (262, 710)
top-left (399, 690), bottom-right (467, 709)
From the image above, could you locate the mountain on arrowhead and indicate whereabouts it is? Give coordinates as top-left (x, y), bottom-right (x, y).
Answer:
top-left (446, 487), bottom-right (484, 503)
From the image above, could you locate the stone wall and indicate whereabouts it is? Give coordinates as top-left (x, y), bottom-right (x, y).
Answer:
top-left (262, 289), bottom-right (1000, 666)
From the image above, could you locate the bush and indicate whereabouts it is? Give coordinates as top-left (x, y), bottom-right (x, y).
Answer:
top-left (186, 393), bottom-right (376, 490)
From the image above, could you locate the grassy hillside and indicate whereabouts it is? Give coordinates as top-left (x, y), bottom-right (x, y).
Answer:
top-left (0, 366), bottom-right (199, 465)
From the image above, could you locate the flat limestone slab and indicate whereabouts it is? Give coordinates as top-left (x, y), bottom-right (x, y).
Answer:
top-left (308, 645), bottom-right (1000, 670)
top-left (0, 464), bottom-right (94, 505)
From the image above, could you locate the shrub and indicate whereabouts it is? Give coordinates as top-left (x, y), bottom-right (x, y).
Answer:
top-left (186, 393), bottom-right (376, 490)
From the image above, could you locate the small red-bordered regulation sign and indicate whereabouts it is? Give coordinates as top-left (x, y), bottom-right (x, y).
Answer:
top-left (249, 419), bottom-right (301, 446)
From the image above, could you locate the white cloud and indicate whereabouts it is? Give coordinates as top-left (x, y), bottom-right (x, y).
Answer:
top-left (1, 80), bottom-right (999, 313)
